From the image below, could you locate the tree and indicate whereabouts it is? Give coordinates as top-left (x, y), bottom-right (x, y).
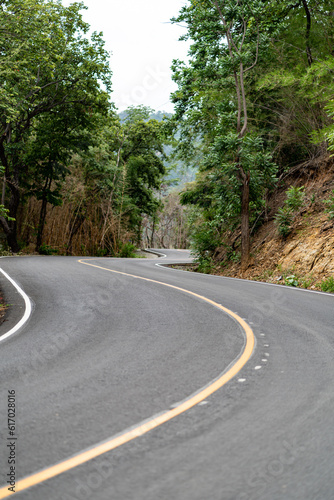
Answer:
top-left (171, 0), bottom-right (277, 269)
top-left (253, 0), bottom-right (334, 169)
top-left (23, 108), bottom-right (97, 251)
top-left (171, 0), bottom-right (334, 270)
top-left (120, 107), bottom-right (167, 243)
top-left (74, 106), bottom-right (167, 253)
top-left (0, 0), bottom-right (112, 251)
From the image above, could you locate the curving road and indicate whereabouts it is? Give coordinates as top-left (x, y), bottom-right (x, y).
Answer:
top-left (0, 250), bottom-right (333, 499)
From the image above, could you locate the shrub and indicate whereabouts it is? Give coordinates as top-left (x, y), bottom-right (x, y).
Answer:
top-left (285, 186), bottom-right (305, 211)
top-left (226, 248), bottom-right (241, 263)
top-left (39, 243), bottom-right (58, 255)
top-left (96, 247), bottom-right (108, 257)
top-left (320, 276), bottom-right (334, 293)
top-left (274, 185), bottom-right (305, 238)
top-left (324, 190), bottom-right (334, 220)
top-left (196, 255), bottom-right (215, 274)
top-left (285, 274), bottom-right (299, 287)
top-left (118, 242), bottom-right (137, 258)
top-left (274, 207), bottom-right (294, 238)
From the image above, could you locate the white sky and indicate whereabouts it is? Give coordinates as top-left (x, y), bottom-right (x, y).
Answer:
top-left (63, 0), bottom-right (190, 113)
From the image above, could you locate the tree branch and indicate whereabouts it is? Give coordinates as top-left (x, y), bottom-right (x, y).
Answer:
top-left (301, 0), bottom-right (313, 66)
top-left (239, 63), bottom-right (248, 138)
top-left (239, 19), bottom-right (247, 52)
top-left (245, 24), bottom-right (260, 72)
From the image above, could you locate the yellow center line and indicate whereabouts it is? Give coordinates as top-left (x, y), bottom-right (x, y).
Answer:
top-left (0, 259), bottom-right (255, 498)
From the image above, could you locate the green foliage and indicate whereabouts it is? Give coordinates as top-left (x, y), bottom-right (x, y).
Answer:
top-left (0, 0), bottom-right (112, 251)
top-left (256, 1), bottom-right (334, 168)
top-left (300, 276), bottom-right (313, 289)
top-left (196, 255), bottom-right (215, 274)
top-left (320, 276), bottom-right (334, 293)
top-left (80, 106), bottom-right (167, 250)
top-left (170, 0), bottom-right (281, 266)
top-left (191, 221), bottom-right (221, 257)
top-left (118, 242), bottom-right (137, 258)
top-left (254, 267), bottom-right (314, 289)
top-left (0, 205), bottom-right (14, 221)
top-left (274, 206), bottom-right (294, 238)
top-left (38, 243), bottom-right (58, 255)
top-left (226, 249), bottom-right (241, 263)
top-left (0, 242), bottom-right (12, 256)
top-left (2, 0), bottom-right (334, 258)
top-left (275, 186), bottom-right (305, 238)
top-left (324, 190), bottom-right (334, 220)
top-left (285, 186), bottom-right (305, 211)
top-left (284, 274), bottom-right (299, 287)
top-left (96, 248), bottom-right (108, 257)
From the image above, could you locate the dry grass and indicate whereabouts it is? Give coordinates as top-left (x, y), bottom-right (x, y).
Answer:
top-left (18, 197), bottom-right (135, 256)
top-left (0, 292), bottom-right (8, 325)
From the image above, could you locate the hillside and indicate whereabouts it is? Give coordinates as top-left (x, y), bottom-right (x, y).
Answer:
top-left (212, 155), bottom-right (334, 292)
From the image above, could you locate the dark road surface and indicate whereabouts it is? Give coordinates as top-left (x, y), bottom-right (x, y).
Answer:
top-left (0, 250), bottom-right (333, 499)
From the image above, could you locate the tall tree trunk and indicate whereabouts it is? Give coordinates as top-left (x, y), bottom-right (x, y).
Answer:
top-left (1, 180), bottom-right (20, 253)
top-left (35, 197), bottom-right (48, 251)
top-left (150, 216), bottom-right (156, 248)
top-left (36, 177), bottom-right (52, 251)
top-left (301, 0), bottom-right (313, 66)
top-left (0, 139), bottom-right (22, 252)
top-left (0, 144), bottom-right (20, 252)
top-left (67, 211), bottom-right (85, 256)
top-left (240, 168), bottom-right (250, 271)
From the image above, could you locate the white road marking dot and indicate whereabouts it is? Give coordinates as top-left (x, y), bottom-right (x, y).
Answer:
top-left (198, 401), bottom-right (209, 406)
top-left (265, 353), bottom-right (270, 357)
top-left (260, 333), bottom-right (265, 337)
top-left (238, 379), bottom-right (246, 383)
top-left (264, 344), bottom-right (269, 347)
top-left (255, 366), bottom-right (262, 370)
top-left (0, 268), bottom-right (33, 342)
top-left (262, 359), bottom-right (268, 363)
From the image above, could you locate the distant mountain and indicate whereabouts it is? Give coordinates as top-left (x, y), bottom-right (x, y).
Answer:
top-left (118, 109), bottom-right (172, 123)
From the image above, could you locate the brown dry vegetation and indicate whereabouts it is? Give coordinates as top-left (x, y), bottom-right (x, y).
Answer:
top-left (0, 291), bottom-right (8, 325)
top-left (18, 199), bottom-right (133, 256)
top-left (15, 165), bottom-right (135, 256)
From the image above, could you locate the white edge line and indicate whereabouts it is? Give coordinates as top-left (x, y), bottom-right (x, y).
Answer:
top-left (154, 262), bottom-right (334, 298)
top-left (0, 268), bottom-right (32, 341)
top-left (143, 248), bottom-right (167, 258)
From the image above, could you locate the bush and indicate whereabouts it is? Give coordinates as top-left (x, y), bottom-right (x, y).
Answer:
top-left (96, 247), bottom-right (108, 257)
top-left (274, 207), bottom-right (294, 238)
top-left (39, 243), bottom-right (58, 255)
top-left (324, 190), bottom-right (334, 220)
top-left (285, 274), bottom-right (299, 287)
top-left (274, 185), bottom-right (305, 238)
top-left (226, 248), bottom-right (241, 263)
top-left (320, 276), bottom-right (334, 293)
top-left (118, 242), bottom-right (137, 258)
top-left (196, 255), bottom-right (215, 274)
top-left (285, 186), bottom-right (305, 211)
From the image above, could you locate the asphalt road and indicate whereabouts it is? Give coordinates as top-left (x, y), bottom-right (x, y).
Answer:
top-left (0, 250), bottom-right (333, 500)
